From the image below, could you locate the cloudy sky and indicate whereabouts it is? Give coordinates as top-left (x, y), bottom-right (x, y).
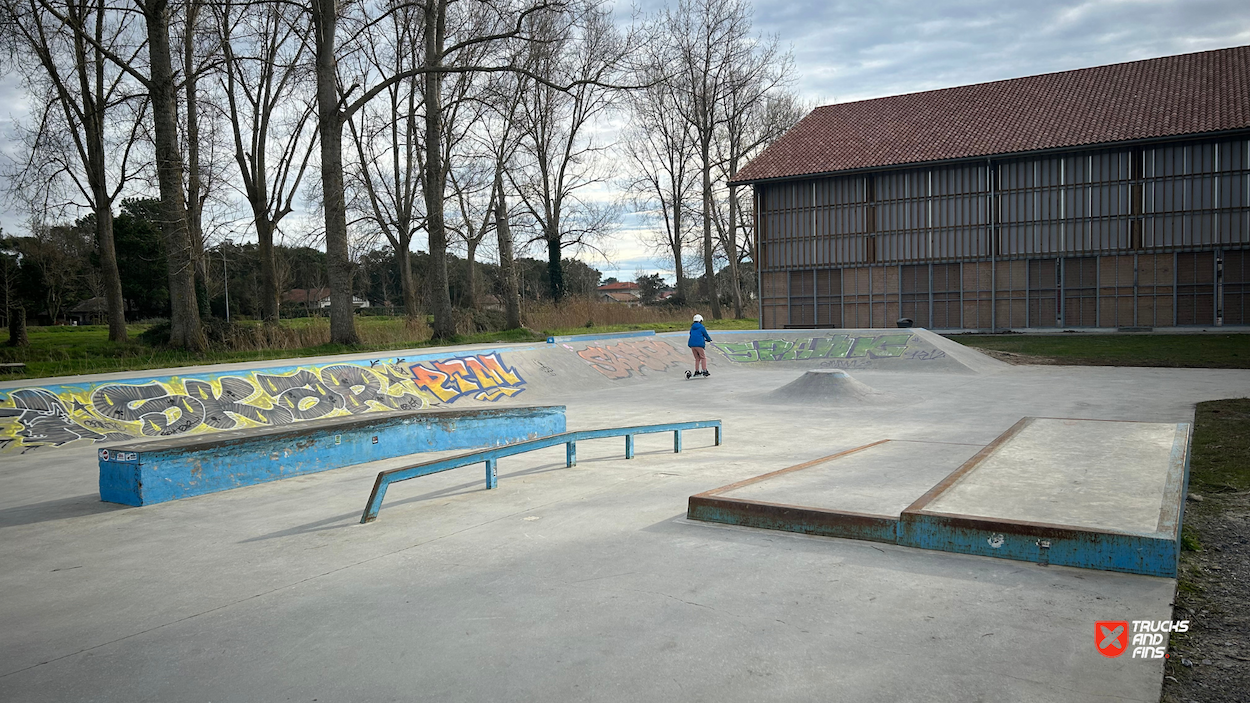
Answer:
top-left (2, 0), bottom-right (1249, 282)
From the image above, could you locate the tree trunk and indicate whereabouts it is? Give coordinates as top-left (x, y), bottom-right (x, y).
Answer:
top-left (423, 1), bottom-right (455, 339)
top-left (726, 183), bottom-right (744, 318)
top-left (672, 199), bottom-right (686, 304)
top-left (398, 243), bottom-right (419, 319)
top-left (465, 239), bottom-right (479, 310)
top-left (76, 4), bottom-right (127, 343)
top-left (255, 215), bottom-right (279, 322)
top-left (143, 0), bottom-right (202, 350)
top-left (184, 0), bottom-right (209, 321)
top-left (95, 207), bottom-right (128, 340)
top-left (546, 231), bottom-right (564, 301)
top-left (311, 0), bottom-right (359, 345)
top-left (7, 307), bottom-right (28, 347)
top-left (494, 171), bottom-right (521, 329)
top-left (701, 139), bottom-right (720, 318)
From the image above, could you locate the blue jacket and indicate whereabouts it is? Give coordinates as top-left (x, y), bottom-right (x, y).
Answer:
top-left (688, 322), bottom-right (711, 348)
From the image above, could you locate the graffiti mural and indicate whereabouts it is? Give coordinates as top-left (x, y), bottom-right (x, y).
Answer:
top-left (408, 353), bottom-right (526, 403)
top-left (713, 334), bottom-right (914, 363)
top-left (572, 339), bottom-right (688, 380)
top-left (0, 357), bottom-right (444, 453)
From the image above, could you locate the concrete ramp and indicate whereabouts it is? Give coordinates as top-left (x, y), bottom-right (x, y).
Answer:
top-left (1, 328), bottom-right (1004, 455)
top-left (683, 328), bottom-right (1006, 374)
top-left (762, 369), bottom-right (895, 405)
top-left (689, 417), bottom-right (1192, 577)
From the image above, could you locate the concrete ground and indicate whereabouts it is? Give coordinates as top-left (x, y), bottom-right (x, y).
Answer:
top-left (3, 335), bottom-right (1250, 702)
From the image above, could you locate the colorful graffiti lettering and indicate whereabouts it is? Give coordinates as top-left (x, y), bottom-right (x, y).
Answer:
top-left (0, 359), bottom-right (430, 453)
top-left (713, 334), bottom-right (914, 363)
top-left (574, 340), bottom-right (688, 380)
top-left (408, 353), bottom-right (526, 403)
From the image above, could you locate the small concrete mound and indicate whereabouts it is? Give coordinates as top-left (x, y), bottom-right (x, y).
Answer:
top-left (763, 369), bottom-right (896, 405)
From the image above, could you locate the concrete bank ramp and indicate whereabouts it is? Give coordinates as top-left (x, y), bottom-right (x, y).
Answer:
top-left (1, 328), bottom-right (1001, 455)
top-left (664, 328), bottom-right (1006, 375)
top-left (762, 370), bottom-right (896, 405)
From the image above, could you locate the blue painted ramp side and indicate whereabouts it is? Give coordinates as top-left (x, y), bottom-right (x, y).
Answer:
top-left (99, 406), bottom-right (566, 506)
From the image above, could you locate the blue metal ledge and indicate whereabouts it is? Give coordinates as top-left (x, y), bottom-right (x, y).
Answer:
top-left (361, 419), bottom-right (722, 523)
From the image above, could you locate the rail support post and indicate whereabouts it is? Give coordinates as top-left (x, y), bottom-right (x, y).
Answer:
top-left (625, 435), bottom-right (634, 459)
top-left (485, 459), bottom-right (497, 489)
top-left (566, 441), bottom-right (577, 467)
top-left (715, 425), bottom-right (722, 446)
top-left (674, 430), bottom-right (682, 453)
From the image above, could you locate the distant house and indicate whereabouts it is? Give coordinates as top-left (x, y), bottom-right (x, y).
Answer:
top-left (283, 288), bottom-right (371, 310)
top-left (596, 281), bottom-right (642, 305)
top-left (68, 297), bottom-right (110, 325)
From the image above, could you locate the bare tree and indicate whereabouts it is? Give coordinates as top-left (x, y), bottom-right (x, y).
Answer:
top-left (345, 0), bottom-right (425, 321)
top-left (3, 0), bottom-right (147, 342)
top-left (217, 0), bottom-right (316, 322)
top-left (512, 2), bottom-right (626, 301)
top-left (715, 45), bottom-right (798, 318)
top-left (448, 164), bottom-right (495, 309)
top-left (623, 41), bottom-right (698, 304)
top-left (664, 0), bottom-right (754, 318)
top-left (312, 0), bottom-right (592, 341)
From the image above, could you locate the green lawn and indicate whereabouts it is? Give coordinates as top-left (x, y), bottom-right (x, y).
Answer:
top-left (951, 333), bottom-right (1250, 369)
top-left (1189, 398), bottom-right (1250, 493)
top-left (0, 317), bottom-right (758, 381)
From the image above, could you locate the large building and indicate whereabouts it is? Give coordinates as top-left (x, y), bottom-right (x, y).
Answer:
top-left (733, 46), bottom-right (1250, 330)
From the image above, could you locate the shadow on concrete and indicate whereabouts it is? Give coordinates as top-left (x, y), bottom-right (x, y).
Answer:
top-left (0, 494), bottom-right (130, 529)
top-left (239, 460), bottom-right (579, 543)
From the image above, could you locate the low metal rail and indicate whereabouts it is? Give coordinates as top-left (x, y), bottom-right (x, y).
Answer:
top-left (361, 420), bottom-right (722, 523)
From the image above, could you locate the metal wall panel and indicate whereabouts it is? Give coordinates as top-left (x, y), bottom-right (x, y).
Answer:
top-left (754, 136), bottom-right (1249, 330)
top-left (1176, 252), bottom-right (1216, 325)
top-left (816, 269), bottom-right (843, 328)
top-left (932, 263), bottom-right (962, 328)
top-left (962, 262), bottom-right (993, 329)
top-left (1097, 255), bottom-right (1137, 327)
top-left (1225, 250), bottom-right (1248, 325)
top-left (900, 264), bottom-right (931, 328)
top-left (1063, 257), bottom-right (1099, 326)
top-left (1028, 260), bottom-right (1060, 327)
top-left (1136, 253), bottom-right (1175, 326)
top-left (995, 260), bottom-right (1029, 328)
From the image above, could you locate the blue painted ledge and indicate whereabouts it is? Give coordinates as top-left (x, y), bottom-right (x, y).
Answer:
top-left (99, 406), bottom-right (566, 506)
top-left (546, 330), bottom-right (656, 344)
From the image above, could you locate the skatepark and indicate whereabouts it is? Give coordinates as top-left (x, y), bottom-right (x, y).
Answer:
top-left (2, 328), bottom-right (1248, 701)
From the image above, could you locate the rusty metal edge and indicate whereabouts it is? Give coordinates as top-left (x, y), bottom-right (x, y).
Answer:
top-left (692, 440), bottom-right (891, 498)
top-left (900, 417), bottom-right (1033, 516)
top-left (687, 494), bottom-right (898, 543)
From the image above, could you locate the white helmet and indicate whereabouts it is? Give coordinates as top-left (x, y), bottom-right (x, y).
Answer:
top-left (693, 314), bottom-right (703, 322)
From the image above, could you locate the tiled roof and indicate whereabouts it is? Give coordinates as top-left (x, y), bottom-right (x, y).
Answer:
top-left (733, 45), bottom-right (1250, 184)
top-left (282, 287), bottom-right (330, 304)
top-left (597, 281), bottom-right (641, 291)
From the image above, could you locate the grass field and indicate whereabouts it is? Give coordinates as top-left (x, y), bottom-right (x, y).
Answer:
top-left (0, 311), bottom-right (758, 380)
top-left (951, 333), bottom-right (1250, 369)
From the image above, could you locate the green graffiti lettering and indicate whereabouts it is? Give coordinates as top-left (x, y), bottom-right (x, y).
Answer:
top-left (806, 335), bottom-right (853, 359)
top-left (848, 334), bottom-right (912, 358)
top-left (714, 342), bottom-right (759, 363)
top-left (757, 340), bottom-right (795, 361)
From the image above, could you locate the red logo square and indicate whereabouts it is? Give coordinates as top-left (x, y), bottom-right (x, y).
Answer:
top-left (1096, 621), bottom-right (1129, 657)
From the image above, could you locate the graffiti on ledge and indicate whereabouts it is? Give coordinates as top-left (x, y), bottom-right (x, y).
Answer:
top-left (0, 353), bottom-right (525, 453)
top-left (572, 339), bottom-right (688, 379)
top-left (408, 352), bottom-right (526, 402)
top-left (712, 334), bottom-right (915, 363)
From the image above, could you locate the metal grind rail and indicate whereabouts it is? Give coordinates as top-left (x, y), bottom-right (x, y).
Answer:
top-left (361, 420), bottom-right (723, 523)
